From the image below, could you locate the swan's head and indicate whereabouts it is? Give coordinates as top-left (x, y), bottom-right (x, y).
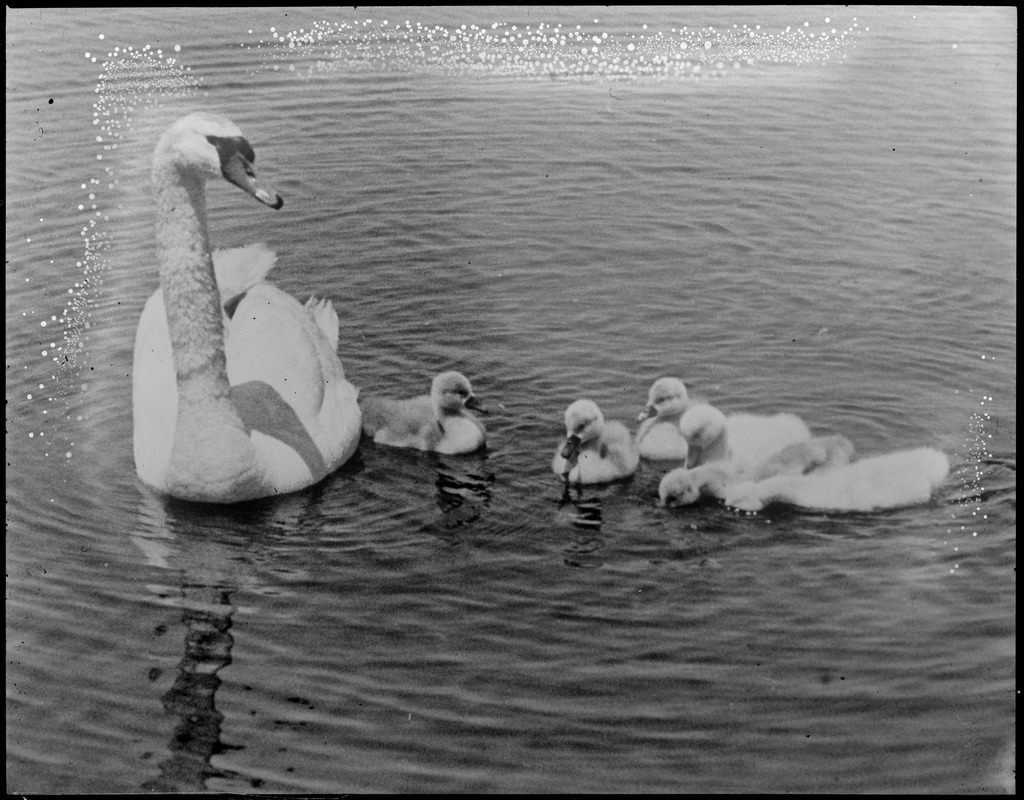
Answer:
top-left (560, 399), bottom-right (604, 462)
top-left (658, 467), bottom-right (701, 507)
top-left (638, 376), bottom-right (689, 422)
top-left (432, 371), bottom-right (485, 416)
top-left (155, 112), bottom-right (283, 209)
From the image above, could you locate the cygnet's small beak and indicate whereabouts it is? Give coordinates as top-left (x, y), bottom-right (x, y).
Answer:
top-left (465, 395), bottom-right (487, 415)
top-left (560, 434), bottom-right (582, 462)
top-left (637, 405), bottom-right (656, 423)
top-left (685, 445), bottom-right (702, 469)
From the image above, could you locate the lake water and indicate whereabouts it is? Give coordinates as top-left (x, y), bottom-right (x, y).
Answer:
top-left (6, 6), bottom-right (1016, 793)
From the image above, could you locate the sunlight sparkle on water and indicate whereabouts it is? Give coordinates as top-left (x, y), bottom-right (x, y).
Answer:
top-left (240, 13), bottom-right (862, 80)
top-left (25, 36), bottom-right (201, 464)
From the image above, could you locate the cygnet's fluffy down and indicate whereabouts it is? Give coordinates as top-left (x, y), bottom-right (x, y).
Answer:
top-left (658, 463), bottom-right (736, 507)
top-left (360, 371), bottom-right (486, 454)
top-left (722, 447), bottom-right (950, 512)
top-left (635, 377), bottom-right (691, 461)
top-left (721, 412), bottom-right (812, 474)
top-left (553, 399), bottom-right (639, 485)
top-left (747, 434), bottom-right (855, 481)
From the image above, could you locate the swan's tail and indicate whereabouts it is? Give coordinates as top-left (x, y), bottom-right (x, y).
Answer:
top-left (305, 296), bottom-right (340, 352)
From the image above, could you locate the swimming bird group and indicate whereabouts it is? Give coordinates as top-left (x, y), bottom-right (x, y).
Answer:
top-left (552, 377), bottom-right (948, 513)
top-left (131, 112), bottom-right (949, 513)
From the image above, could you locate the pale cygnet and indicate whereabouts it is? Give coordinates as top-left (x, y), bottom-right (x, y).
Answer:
top-left (677, 403), bottom-right (731, 468)
top-left (360, 371), bottom-right (487, 454)
top-left (553, 399), bottom-right (640, 485)
top-left (635, 377), bottom-right (691, 461)
top-left (677, 404), bottom-right (813, 475)
top-left (722, 447), bottom-right (950, 513)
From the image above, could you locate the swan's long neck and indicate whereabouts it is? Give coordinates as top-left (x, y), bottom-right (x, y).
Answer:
top-left (151, 158), bottom-right (262, 498)
top-left (153, 162), bottom-right (232, 405)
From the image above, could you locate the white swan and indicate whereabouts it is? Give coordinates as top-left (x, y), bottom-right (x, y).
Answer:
top-left (635, 377), bottom-right (691, 460)
top-left (132, 112), bottom-right (361, 503)
top-left (359, 371), bottom-right (487, 454)
top-left (677, 404), bottom-right (811, 473)
top-left (722, 447), bottom-right (950, 512)
top-left (553, 399), bottom-right (639, 485)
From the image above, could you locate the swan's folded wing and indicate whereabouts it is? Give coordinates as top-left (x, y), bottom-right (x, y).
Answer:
top-left (225, 283), bottom-right (328, 420)
top-left (230, 380), bottom-right (327, 478)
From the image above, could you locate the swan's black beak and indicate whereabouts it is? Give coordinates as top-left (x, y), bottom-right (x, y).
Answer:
top-left (210, 135), bottom-right (284, 209)
top-left (560, 434), bottom-right (582, 462)
top-left (465, 395), bottom-right (488, 415)
top-left (637, 405), bottom-right (656, 423)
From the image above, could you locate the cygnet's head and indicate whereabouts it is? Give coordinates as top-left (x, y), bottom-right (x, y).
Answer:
top-left (823, 434), bottom-right (856, 464)
top-left (678, 403), bottom-right (727, 448)
top-left (156, 112), bottom-right (282, 209)
top-left (658, 467), bottom-right (702, 507)
top-left (638, 377), bottom-right (689, 422)
top-left (560, 399), bottom-right (604, 462)
top-left (432, 371), bottom-right (484, 415)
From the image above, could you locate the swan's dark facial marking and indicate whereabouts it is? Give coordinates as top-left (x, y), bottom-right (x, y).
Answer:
top-left (207, 134), bottom-right (256, 166)
top-left (207, 134), bottom-right (283, 209)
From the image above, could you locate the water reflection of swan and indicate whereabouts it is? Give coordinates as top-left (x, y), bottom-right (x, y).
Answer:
top-left (552, 399), bottom-right (639, 486)
top-left (722, 447), bottom-right (951, 512)
top-left (635, 377), bottom-right (691, 461)
top-left (132, 112), bottom-right (360, 503)
top-left (360, 371), bottom-right (487, 454)
top-left (131, 488), bottom-right (328, 791)
top-left (141, 585), bottom-right (235, 793)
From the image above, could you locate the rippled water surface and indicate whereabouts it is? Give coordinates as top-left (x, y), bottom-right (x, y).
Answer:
top-left (6, 6), bottom-right (1015, 793)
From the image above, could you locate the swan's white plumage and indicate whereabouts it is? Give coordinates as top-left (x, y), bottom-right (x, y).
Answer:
top-left (359, 371), bottom-right (486, 454)
top-left (635, 377), bottom-right (691, 461)
top-left (722, 447), bottom-right (950, 512)
top-left (553, 399), bottom-right (639, 485)
top-left (132, 112), bottom-right (360, 503)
